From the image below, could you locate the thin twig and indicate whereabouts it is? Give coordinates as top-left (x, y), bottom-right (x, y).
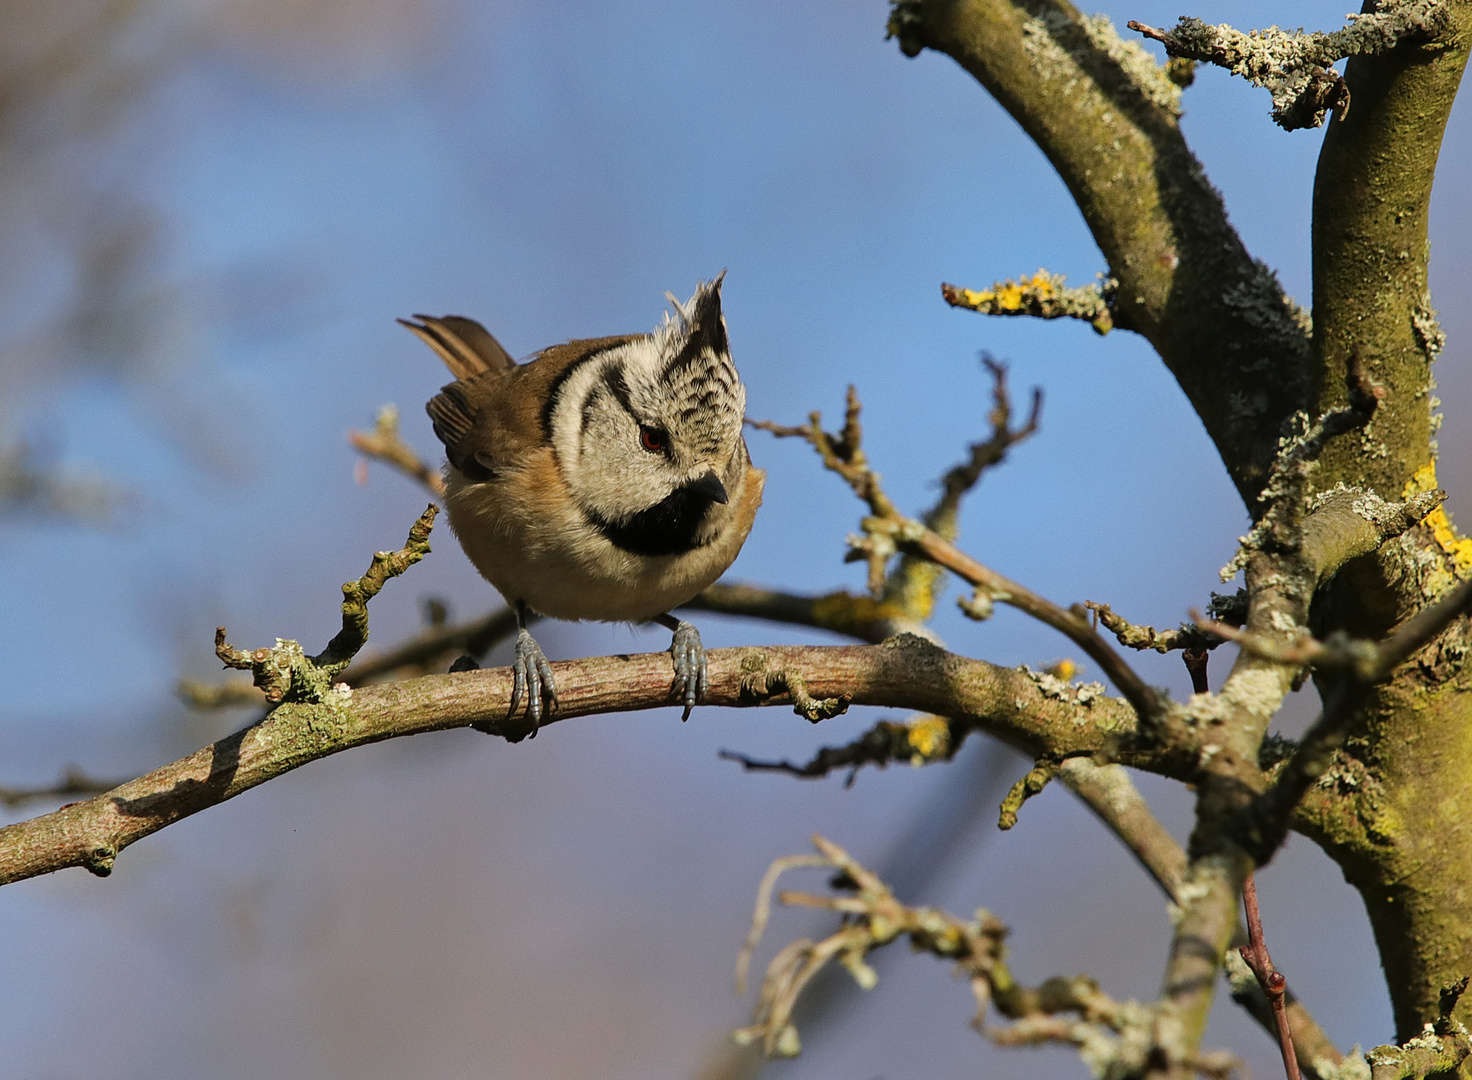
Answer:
top-left (1239, 874), bottom-right (1302, 1080)
top-left (0, 769), bottom-right (125, 810)
top-left (755, 385), bottom-right (1162, 724)
top-left (348, 405), bottom-right (446, 497)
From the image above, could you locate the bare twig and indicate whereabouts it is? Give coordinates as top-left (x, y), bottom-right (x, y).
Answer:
top-left (734, 836), bottom-right (1235, 1076)
top-left (1184, 649), bottom-right (1211, 694)
top-left (176, 677), bottom-right (264, 710)
top-left (0, 769), bottom-right (125, 810)
top-left (719, 716), bottom-right (958, 788)
top-left (348, 405), bottom-right (446, 497)
top-left (683, 582), bottom-right (912, 644)
top-left (755, 387), bottom-right (1163, 726)
top-left (1239, 873), bottom-right (1302, 1080)
top-left (883, 357), bottom-right (1042, 623)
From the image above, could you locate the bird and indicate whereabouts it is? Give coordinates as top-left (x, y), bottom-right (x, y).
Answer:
top-left (404, 274), bottom-right (764, 737)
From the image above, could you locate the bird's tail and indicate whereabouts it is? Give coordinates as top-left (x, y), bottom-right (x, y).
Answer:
top-left (398, 314), bottom-right (515, 380)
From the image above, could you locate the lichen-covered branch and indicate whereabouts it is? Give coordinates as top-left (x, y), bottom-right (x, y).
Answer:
top-left (0, 635), bottom-right (1153, 889)
top-left (1128, 3), bottom-right (1453, 130)
top-left (1310, 0), bottom-right (1470, 503)
top-left (941, 269), bottom-right (1115, 334)
top-left (1219, 361), bottom-right (1386, 582)
top-left (887, 0), bottom-right (1313, 508)
top-left (1364, 978), bottom-right (1472, 1079)
top-left (1233, 574), bottom-right (1472, 866)
top-left (1086, 600), bottom-right (1228, 655)
top-left (1060, 761), bottom-right (1344, 1080)
top-left (733, 836), bottom-right (1236, 1077)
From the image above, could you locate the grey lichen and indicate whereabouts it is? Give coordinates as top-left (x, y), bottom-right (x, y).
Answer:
top-left (1412, 294), bottom-right (1447, 358)
top-left (1131, 1), bottom-right (1452, 129)
top-left (1074, 13), bottom-right (1183, 117)
top-left (1017, 9), bottom-right (1182, 120)
top-left (1022, 665), bottom-right (1107, 708)
top-left (1313, 1048), bottom-right (1371, 1080)
top-left (1221, 264), bottom-right (1313, 358)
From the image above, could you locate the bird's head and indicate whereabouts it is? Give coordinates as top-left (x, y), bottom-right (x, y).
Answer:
top-left (548, 275), bottom-right (748, 558)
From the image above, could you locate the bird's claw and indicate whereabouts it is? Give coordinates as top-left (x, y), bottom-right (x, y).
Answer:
top-left (509, 628), bottom-right (557, 736)
top-left (669, 620), bottom-right (708, 721)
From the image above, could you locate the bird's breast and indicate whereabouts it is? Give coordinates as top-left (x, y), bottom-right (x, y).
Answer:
top-left (445, 449), bottom-right (764, 623)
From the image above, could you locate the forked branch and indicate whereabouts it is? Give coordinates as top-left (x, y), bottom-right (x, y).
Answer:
top-left (733, 835), bottom-right (1236, 1076)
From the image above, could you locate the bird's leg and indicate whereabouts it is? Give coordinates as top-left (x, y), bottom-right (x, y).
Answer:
top-left (509, 600), bottom-right (556, 736)
top-left (653, 613), bottom-right (708, 721)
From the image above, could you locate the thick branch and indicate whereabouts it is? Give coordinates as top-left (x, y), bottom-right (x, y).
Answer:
top-left (1311, 0), bottom-right (1471, 499)
top-left (0, 638), bottom-right (1146, 888)
top-left (888, 0), bottom-right (1311, 508)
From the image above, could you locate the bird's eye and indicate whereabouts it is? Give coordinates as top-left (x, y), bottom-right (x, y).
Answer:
top-left (639, 426), bottom-right (667, 454)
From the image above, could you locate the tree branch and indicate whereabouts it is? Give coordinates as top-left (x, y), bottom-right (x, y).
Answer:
top-left (1310, 0), bottom-right (1470, 500)
top-left (755, 386), bottom-right (1164, 727)
top-left (941, 269), bottom-right (1115, 334)
top-left (734, 835), bottom-right (1237, 1076)
top-left (0, 768), bottom-right (125, 810)
top-left (348, 404), bottom-right (446, 498)
top-left (887, 0), bottom-right (1312, 508)
top-left (1128, 4), bottom-right (1452, 130)
top-left (0, 637), bottom-right (1150, 889)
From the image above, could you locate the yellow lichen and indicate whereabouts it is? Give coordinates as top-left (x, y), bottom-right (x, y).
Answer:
top-left (955, 270), bottom-right (1061, 312)
top-left (1045, 658), bottom-right (1079, 681)
top-left (1403, 463), bottom-right (1472, 580)
top-left (906, 716), bottom-right (951, 764)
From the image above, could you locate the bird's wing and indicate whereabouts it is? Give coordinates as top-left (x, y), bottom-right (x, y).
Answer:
top-left (424, 334), bottom-right (641, 483)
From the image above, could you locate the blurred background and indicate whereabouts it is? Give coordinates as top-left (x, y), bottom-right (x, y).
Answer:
top-left (0, 1), bottom-right (1466, 1077)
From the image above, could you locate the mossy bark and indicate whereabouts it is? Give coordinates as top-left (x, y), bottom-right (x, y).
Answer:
top-left (1295, 658), bottom-right (1472, 1041)
top-left (1311, 0), bottom-right (1472, 502)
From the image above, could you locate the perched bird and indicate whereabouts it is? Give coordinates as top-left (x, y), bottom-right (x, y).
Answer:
top-left (405, 275), bottom-right (764, 735)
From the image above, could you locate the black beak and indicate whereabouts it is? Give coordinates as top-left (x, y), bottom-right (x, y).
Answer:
top-left (688, 469), bottom-right (729, 505)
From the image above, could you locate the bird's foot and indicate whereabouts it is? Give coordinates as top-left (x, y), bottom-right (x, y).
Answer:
top-left (668, 620), bottom-right (708, 721)
top-left (509, 628), bottom-right (557, 737)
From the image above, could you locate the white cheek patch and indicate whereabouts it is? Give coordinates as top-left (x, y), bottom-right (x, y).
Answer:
top-left (550, 340), bottom-right (679, 519)
top-left (549, 348), bottom-right (624, 477)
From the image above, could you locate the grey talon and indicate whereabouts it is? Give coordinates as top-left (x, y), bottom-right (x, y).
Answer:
top-left (509, 602), bottom-right (557, 737)
top-left (668, 619), bottom-right (707, 721)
